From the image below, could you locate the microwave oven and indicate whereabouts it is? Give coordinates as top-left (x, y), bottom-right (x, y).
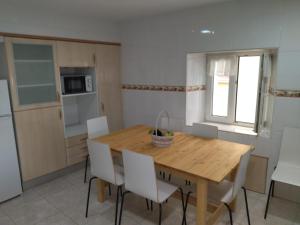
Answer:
top-left (62, 75), bottom-right (93, 95)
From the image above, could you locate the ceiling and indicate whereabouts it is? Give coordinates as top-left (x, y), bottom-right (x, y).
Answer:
top-left (3, 0), bottom-right (231, 22)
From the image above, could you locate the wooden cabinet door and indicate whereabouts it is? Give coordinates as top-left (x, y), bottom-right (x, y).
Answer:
top-left (96, 45), bottom-right (123, 132)
top-left (14, 106), bottom-right (66, 181)
top-left (56, 41), bottom-right (95, 67)
top-left (5, 38), bottom-right (61, 111)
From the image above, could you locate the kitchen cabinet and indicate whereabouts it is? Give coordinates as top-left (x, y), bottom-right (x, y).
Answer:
top-left (65, 133), bottom-right (88, 166)
top-left (14, 106), bottom-right (66, 181)
top-left (96, 44), bottom-right (123, 132)
top-left (4, 36), bottom-right (123, 181)
top-left (245, 155), bottom-right (268, 193)
top-left (5, 38), bottom-right (61, 111)
top-left (56, 41), bottom-right (95, 67)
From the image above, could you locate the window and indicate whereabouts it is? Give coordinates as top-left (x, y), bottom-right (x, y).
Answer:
top-left (207, 53), bottom-right (263, 128)
top-left (235, 56), bottom-right (261, 124)
top-left (212, 60), bottom-right (230, 117)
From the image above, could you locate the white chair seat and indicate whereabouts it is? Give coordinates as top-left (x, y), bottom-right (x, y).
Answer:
top-left (271, 163), bottom-right (300, 187)
top-left (208, 180), bottom-right (234, 204)
top-left (157, 179), bottom-right (178, 203)
top-left (114, 164), bottom-right (125, 186)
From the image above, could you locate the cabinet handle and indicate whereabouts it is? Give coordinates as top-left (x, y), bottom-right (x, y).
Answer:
top-left (93, 54), bottom-right (96, 65)
top-left (59, 109), bottom-right (62, 120)
top-left (101, 102), bottom-right (105, 113)
top-left (56, 91), bottom-right (60, 102)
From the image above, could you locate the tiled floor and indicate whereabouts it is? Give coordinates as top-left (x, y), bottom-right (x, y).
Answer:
top-left (1, 168), bottom-right (300, 225)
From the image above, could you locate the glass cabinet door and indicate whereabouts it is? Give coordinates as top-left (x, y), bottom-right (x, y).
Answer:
top-left (12, 43), bottom-right (58, 106)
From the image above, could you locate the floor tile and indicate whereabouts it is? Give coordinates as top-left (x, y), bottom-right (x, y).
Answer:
top-left (2, 168), bottom-right (300, 225)
top-left (0, 209), bottom-right (15, 225)
top-left (64, 169), bottom-right (87, 191)
top-left (33, 177), bottom-right (74, 197)
top-left (2, 198), bottom-right (58, 225)
top-left (0, 188), bottom-right (42, 210)
top-left (44, 185), bottom-right (86, 211)
top-left (34, 213), bottom-right (77, 225)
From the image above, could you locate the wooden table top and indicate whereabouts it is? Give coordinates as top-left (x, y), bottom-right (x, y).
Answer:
top-left (94, 125), bottom-right (252, 183)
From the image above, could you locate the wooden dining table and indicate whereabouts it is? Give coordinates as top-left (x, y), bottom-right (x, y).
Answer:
top-left (93, 125), bottom-right (253, 225)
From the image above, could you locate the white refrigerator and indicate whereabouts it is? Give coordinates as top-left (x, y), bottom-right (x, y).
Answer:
top-left (0, 80), bottom-right (22, 202)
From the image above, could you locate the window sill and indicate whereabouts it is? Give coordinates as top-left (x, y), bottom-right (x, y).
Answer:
top-left (202, 122), bottom-right (258, 136)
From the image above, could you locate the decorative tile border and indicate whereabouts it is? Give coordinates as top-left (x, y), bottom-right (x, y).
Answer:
top-left (186, 85), bottom-right (207, 92)
top-left (269, 88), bottom-right (300, 98)
top-left (122, 84), bottom-right (206, 92)
top-left (122, 84), bottom-right (300, 97)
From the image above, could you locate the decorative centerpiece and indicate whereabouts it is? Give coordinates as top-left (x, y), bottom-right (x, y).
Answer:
top-left (150, 110), bottom-right (174, 147)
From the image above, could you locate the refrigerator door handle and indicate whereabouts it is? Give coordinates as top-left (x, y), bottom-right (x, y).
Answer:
top-left (0, 114), bottom-right (11, 118)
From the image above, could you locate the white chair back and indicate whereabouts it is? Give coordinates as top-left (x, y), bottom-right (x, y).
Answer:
top-left (232, 150), bottom-right (251, 198)
top-left (122, 150), bottom-right (158, 202)
top-left (87, 140), bottom-right (116, 184)
top-left (87, 116), bottom-right (109, 139)
top-left (192, 123), bottom-right (218, 138)
top-left (161, 117), bottom-right (184, 131)
top-left (278, 127), bottom-right (300, 167)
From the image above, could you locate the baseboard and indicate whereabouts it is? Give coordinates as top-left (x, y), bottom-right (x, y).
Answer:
top-left (22, 162), bottom-right (85, 190)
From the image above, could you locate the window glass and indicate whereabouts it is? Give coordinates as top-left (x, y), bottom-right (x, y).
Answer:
top-left (235, 56), bottom-right (261, 124)
top-left (212, 60), bottom-right (230, 117)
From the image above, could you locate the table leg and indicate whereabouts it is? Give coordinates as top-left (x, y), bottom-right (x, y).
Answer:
top-left (196, 178), bottom-right (208, 225)
top-left (96, 178), bottom-right (106, 203)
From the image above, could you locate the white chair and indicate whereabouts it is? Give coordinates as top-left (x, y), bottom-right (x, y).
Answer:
top-left (87, 116), bottom-right (109, 139)
top-left (210, 150), bottom-right (251, 225)
top-left (118, 150), bottom-right (184, 225)
top-left (182, 151), bottom-right (251, 225)
top-left (161, 117), bottom-right (185, 132)
top-left (85, 140), bottom-right (124, 225)
top-left (264, 127), bottom-right (300, 219)
top-left (84, 116), bottom-right (109, 183)
top-left (192, 123), bottom-right (218, 138)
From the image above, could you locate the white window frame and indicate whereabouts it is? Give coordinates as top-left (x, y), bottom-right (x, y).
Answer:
top-left (206, 51), bottom-right (264, 128)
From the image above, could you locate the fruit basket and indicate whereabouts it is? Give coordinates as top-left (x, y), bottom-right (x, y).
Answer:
top-left (150, 110), bottom-right (174, 148)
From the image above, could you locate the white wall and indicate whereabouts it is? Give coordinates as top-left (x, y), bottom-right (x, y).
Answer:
top-left (120, 0), bottom-right (300, 200)
top-left (0, 4), bottom-right (120, 42)
top-left (186, 53), bottom-right (206, 126)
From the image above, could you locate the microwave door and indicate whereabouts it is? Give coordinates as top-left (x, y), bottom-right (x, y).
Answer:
top-left (64, 77), bottom-right (86, 94)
